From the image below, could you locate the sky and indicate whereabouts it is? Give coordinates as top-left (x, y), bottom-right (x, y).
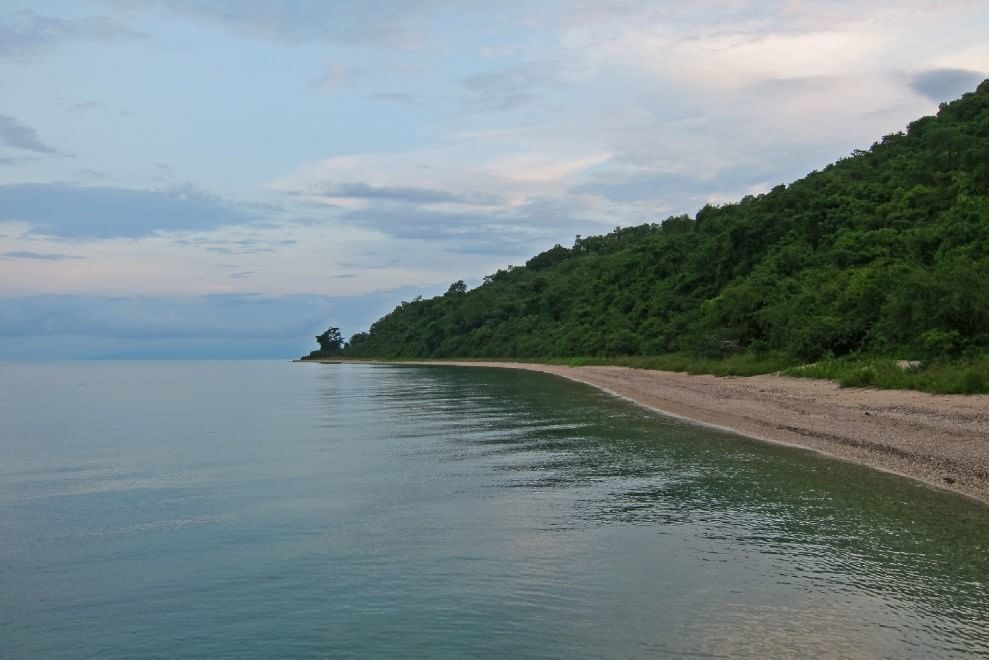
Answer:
top-left (0, 1), bottom-right (987, 359)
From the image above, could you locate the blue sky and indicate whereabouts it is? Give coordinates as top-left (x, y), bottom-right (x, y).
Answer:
top-left (1, 1), bottom-right (987, 358)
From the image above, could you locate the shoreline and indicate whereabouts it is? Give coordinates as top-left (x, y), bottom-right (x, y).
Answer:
top-left (305, 359), bottom-right (989, 505)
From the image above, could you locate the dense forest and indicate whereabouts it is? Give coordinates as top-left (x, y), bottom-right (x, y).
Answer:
top-left (310, 81), bottom-right (989, 375)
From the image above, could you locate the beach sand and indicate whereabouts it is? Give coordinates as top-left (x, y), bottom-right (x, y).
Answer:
top-left (311, 360), bottom-right (989, 505)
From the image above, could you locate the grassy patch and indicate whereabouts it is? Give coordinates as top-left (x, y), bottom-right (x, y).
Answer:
top-left (535, 352), bottom-right (797, 377)
top-left (528, 353), bottom-right (988, 394)
top-left (784, 355), bottom-right (989, 394)
top-left (348, 352), bottom-right (989, 395)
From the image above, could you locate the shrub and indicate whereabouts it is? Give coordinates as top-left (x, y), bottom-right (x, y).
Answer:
top-left (844, 365), bottom-right (878, 387)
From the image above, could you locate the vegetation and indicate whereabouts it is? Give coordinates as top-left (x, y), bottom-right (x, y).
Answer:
top-left (307, 81), bottom-right (989, 393)
top-left (307, 326), bottom-right (345, 359)
top-left (783, 355), bottom-right (989, 395)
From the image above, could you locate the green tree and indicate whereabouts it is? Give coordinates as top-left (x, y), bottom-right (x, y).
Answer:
top-left (315, 326), bottom-right (344, 355)
top-left (328, 80), bottom-right (989, 366)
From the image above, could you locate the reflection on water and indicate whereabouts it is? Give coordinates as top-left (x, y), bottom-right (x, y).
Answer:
top-left (361, 365), bottom-right (989, 657)
top-left (0, 361), bottom-right (986, 659)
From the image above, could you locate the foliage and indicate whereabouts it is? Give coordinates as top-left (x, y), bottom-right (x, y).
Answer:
top-left (308, 326), bottom-right (345, 359)
top-left (318, 81), bottom-right (989, 392)
top-left (785, 355), bottom-right (989, 394)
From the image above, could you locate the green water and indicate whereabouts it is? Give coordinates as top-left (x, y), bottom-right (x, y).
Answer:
top-left (0, 361), bottom-right (986, 658)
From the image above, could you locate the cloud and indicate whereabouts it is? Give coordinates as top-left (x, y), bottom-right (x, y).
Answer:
top-left (462, 60), bottom-right (574, 112)
top-left (165, 231), bottom-right (298, 255)
top-left (145, 0), bottom-right (447, 47)
top-left (0, 10), bottom-right (140, 59)
top-left (68, 100), bottom-right (104, 112)
top-left (272, 145), bottom-right (619, 253)
top-left (572, 171), bottom-right (721, 204)
top-left (203, 238), bottom-right (296, 255)
top-left (336, 196), bottom-right (617, 255)
top-left (0, 250), bottom-right (83, 261)
top-left (0, 114), bottom-right (57, 154)
top-left (301, 181), bottom-right (497, 205)
top-left (265, 1), bottom-right (989, 266)
top-left (274, 145), bottom-right (610, 203)
top-left (310, 61), bottom-right (349, 91)
top-left (75, 168), bottom-right (106, 181)
top-left (370, 92), bottom-right (418, 104)
top-left (910, 68), bottom-right (987, 102)
top-left (310, 60), bottom-right (425, 94)
top-left (0, 289), bottom-right (429, 359)
top-left (2, 0), bottom-right (986, 347)
top-left (0, 183), bottom-right (260, 239)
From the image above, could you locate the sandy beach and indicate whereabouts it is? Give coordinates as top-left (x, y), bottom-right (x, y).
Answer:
top-left (314, 360), bottom-right (989, 505)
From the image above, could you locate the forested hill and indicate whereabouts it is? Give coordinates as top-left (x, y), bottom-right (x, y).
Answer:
top-left (334, 81), bottom-right (989, 362)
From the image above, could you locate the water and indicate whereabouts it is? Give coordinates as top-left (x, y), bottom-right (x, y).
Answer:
top-left (1, 362), bottom-right (987, 659)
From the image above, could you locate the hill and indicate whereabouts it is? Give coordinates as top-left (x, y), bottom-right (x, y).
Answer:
top-left (311, 81), bottom-right (989, 390)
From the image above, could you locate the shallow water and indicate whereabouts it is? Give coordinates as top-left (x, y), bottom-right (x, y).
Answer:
top-left (1, 361), bottom-right (987, 658)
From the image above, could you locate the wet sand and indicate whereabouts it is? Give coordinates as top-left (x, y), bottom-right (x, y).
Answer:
top-left (310, 360), bottom-right (989, 505)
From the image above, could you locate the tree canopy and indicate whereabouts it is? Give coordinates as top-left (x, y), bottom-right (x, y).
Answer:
top-left (310, 326), bottom-right (345, 358)
top-left (317, 81), bottom-right (989, 364)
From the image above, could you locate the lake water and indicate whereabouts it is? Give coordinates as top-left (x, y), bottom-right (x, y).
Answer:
top-left (1, 361), bottom-right (987, 658)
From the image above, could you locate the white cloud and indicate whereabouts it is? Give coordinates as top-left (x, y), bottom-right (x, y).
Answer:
top-left (3, 0), bottom-right (988, 355)
top-left (270, 144), bottom-right (613, 210)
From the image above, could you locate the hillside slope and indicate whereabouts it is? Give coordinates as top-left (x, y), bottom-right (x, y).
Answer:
top-left (335, 81), bottom-right (989, 364)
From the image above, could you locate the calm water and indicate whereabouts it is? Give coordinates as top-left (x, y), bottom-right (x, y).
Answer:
top-left (1, 362), bottom-right (987, 659)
